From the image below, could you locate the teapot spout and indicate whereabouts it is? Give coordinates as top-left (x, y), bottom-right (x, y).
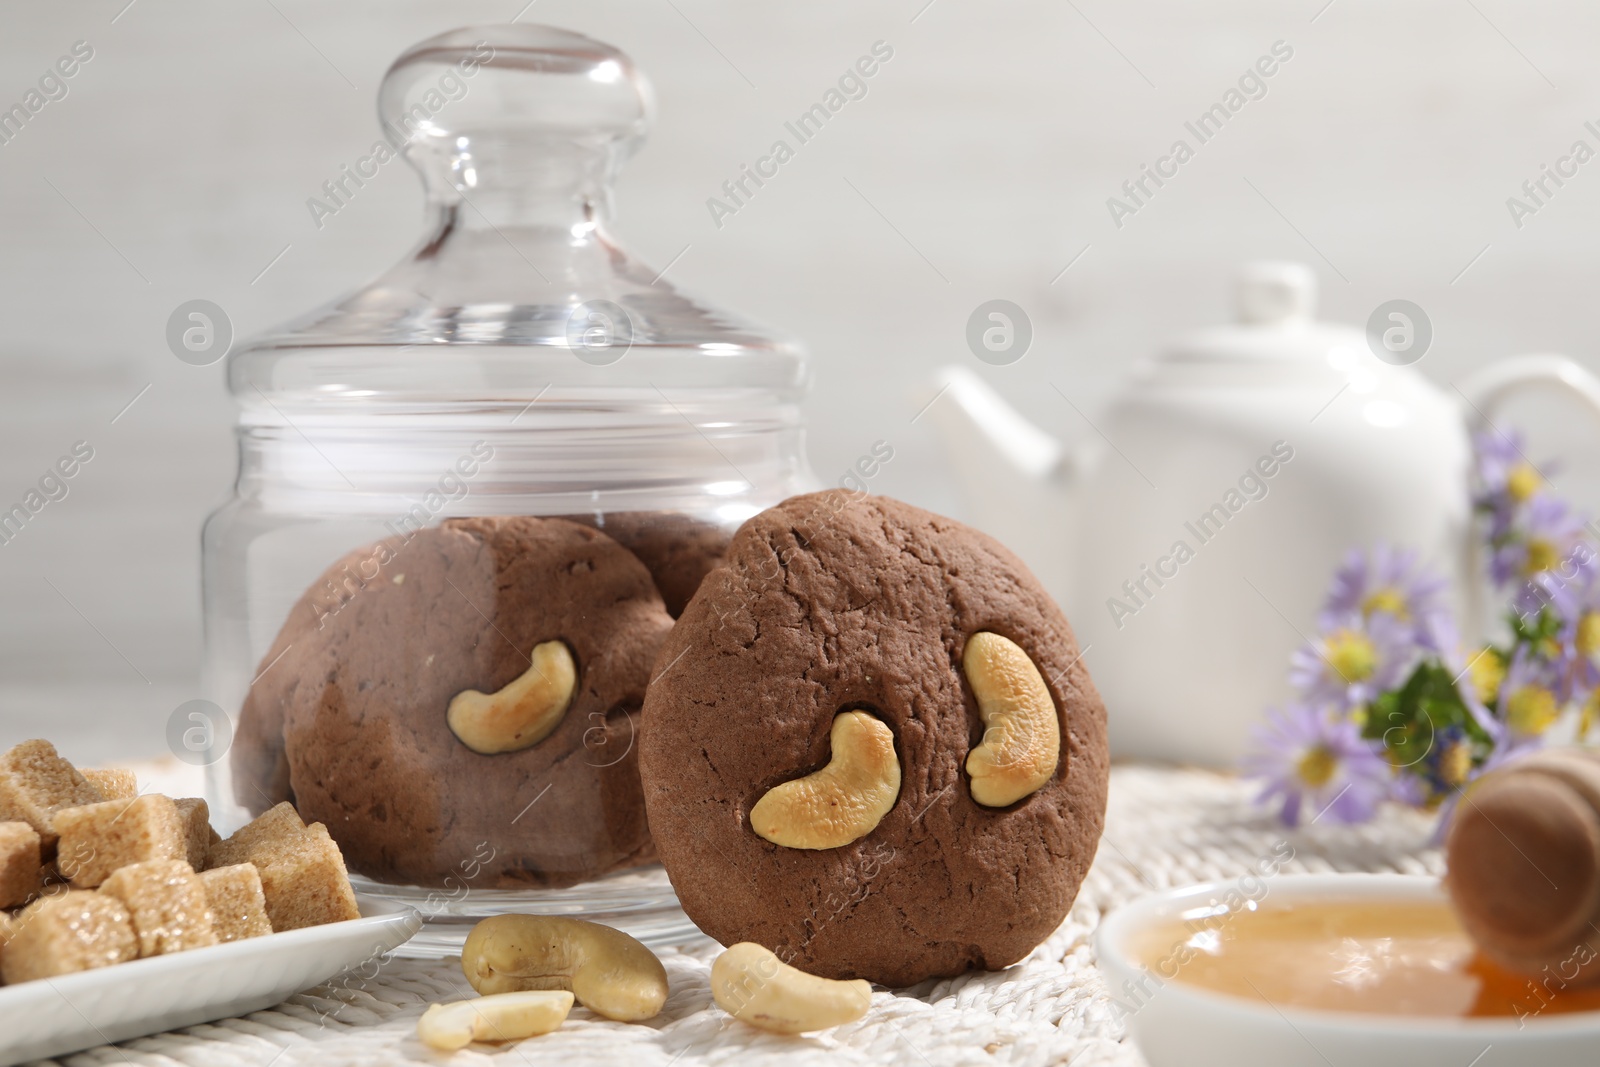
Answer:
top-left (925, 367), bottom-right (1067, 481)
top-left (922, 366), bottom-right (1080, 608)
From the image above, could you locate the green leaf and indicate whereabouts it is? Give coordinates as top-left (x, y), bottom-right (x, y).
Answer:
top-left (1507, 606), bottom-right (1562, 649)
top-left (1360, 659), bottom-right (1489, 772)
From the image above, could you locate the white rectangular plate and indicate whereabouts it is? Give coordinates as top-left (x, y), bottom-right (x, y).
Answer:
top-left (0, 895), bottom-right (420, 1066)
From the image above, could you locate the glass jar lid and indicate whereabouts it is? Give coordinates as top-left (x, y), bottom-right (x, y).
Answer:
top-left (229, 25), bottom-right (805, 408)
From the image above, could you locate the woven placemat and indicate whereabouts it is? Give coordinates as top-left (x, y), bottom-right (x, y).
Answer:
top-left (35, 766), bottom-right (1442, 1067)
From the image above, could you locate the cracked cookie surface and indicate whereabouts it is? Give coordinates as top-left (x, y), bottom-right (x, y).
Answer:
top-left (639, 491), bottom-right (1109, 986)
top-left (559, 510), bottom-right (732, 618)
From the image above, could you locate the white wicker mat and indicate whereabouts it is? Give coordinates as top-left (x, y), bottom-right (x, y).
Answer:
top-left (33, 766), bottom-right (1443, 1067)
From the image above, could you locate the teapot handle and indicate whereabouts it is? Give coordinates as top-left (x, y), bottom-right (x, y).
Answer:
top-left (1455, 353), bottom-right (1600, 428)
top-left (1454, 353), bottom-right (1600, 638)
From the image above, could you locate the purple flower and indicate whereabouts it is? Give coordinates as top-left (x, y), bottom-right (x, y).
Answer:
top-left (1289, 611), bottom-right (1417, 713)
top-left (1444, 644), bottom-right (1507, 738)
top-left (1473, 429), bottom-right (1549, 530)
top-left (1512, 567), bottom-right (1590, 634)
top-left (1490, 495), bottom-right (1589, 588)
top-left (1321, 545), bottom-right (1454, 653)
top-left (1419, 723), bottom-right (1481, 798)
top-left (1495, 646), bottom-right (1564, 743)
top-left (1548, 564), bottom-right (1600, 695)
top-left (1243, 704), bottom-right (1392, 827)
top-left (1387, 770), bottom-right (1430, 808)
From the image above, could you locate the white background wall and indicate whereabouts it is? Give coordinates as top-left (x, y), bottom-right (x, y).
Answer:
top-left (4, 0), bottom-right (1600, 762)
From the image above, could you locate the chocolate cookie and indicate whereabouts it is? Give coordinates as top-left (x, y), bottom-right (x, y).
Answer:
top-left (234, 538), bottom-right (377, 813)
top-left (561, 511), bottom-right (731, 617)
top-left (639, 491), bottom-right (1109, 986)
top-left (234, 516), bottom-right (673, 888)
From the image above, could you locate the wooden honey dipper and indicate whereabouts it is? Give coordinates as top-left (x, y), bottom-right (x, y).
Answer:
top-left (1445, 746), bottom-right (1600, 981)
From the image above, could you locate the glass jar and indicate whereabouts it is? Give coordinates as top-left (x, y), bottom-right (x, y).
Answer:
top-left (200, 24), bottom-right (814, 955)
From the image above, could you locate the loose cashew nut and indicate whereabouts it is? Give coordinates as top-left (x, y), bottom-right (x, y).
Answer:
top-left (416, 990), bottom-right (574, 1050)
top-left (963, 632), bottom-right (1060, 807)
top-left (749, 711), bottom-right (900, 850)
top-left (711, 942), bottom-right (871, 1034)
top-left (461, 914), bottom-right (669, 1022)
top-left (448, 641), bottom-right (576, 754)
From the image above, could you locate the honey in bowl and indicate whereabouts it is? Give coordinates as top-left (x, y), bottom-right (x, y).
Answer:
top-left (1131, 899), bottom-right (1600, 1020)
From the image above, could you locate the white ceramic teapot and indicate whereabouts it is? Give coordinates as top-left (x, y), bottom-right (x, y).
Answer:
top-left (928, 261), bottom-right (1600, 766)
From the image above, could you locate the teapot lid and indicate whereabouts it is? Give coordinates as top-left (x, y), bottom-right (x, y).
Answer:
top-left (1162, 261), bottom-right (1364, 364)
top-left (229, 25), bottom-right (804, 406)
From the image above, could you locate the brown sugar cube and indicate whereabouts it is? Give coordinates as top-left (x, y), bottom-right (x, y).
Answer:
top-left (54, 795), bottom-right (184, 889)
top-left (253, 823), bottom-right (360, 931)
top-left (172, 798), bottom-right (212, 871)
top-left (207, 803), bottom-right (357, 930)
top-left (0, 911), bottom-right (14, 980)
top-left (199, 863), bottom-right (272, 942)
top-left (34, 860), bottom-right (72, 902)
top-left (0, 740), bottom-right (104, 847)
top-left (2, 890), bottom-right (136, 984)
top-left (208, 801), bottom-right (305, 870)
top-left (0, 822), bottom-right (42, 909)
top-left (14, 860), bottom-right (73, 911)
top-left (82, 769), bottom-right (137, 801)
top-left (99, 859), bottom-right (217, 957)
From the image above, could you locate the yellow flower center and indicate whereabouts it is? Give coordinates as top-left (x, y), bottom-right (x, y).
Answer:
top-left (1523, 539), bottom-right (1559, 576)
top-left (1506, 685), bottom-right (1559, 737)
top-left (1583, 690), bottom-right (1600, 740)
top-left (1325, 629), bottom-right (1377, 684)
top-left (1296, 746), bottom-right (1338, 788)
top-left (1466, 648), bottom-right (1505, 706)
top-left (1361, 587), bottom-right (1410, 621)
top-left (1507, 463), bottom-right (1542, 503)
top-left (1440, 742), bottom-right (1473, 788)
top-left (1578, 613), bottom-right (1600, 661)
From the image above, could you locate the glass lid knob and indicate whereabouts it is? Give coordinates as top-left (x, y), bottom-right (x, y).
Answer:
top-left (378, 25), bottom-right (652, 222)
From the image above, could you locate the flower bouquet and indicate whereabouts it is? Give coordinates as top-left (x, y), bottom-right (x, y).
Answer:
top-left (1246, 429), bottom-right (1599, 827)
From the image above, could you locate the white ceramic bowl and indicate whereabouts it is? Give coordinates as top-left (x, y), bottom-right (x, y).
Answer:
top-left (1095, 873), bottom-right (1600, 1067)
